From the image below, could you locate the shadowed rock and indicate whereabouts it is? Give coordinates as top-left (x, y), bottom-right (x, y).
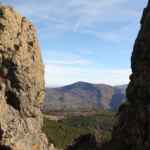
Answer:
top-left (67, 134), bottom-right (99, 150)
top-left (110, 0), bottom-right (150, 150)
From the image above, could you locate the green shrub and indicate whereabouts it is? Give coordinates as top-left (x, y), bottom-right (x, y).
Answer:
top-left (43, 110), bottom-right (115, 149)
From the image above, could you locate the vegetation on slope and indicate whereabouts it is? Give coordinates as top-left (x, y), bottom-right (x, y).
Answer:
top-left (43, 111), bottom-right (115, 149)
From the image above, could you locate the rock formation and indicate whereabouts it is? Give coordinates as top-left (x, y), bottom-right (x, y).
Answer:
top-left (0, 5), bottom-right (49, 150)
top-left (111, 0), bottom-right (150, 149)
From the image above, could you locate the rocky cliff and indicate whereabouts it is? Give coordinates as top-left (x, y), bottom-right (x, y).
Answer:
top-left (111, 0), bottom-right (150, 149)
top-left (0, 5), bottom-right (49, 150)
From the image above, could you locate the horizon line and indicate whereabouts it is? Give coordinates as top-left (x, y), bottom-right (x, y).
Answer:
top-left (45, 81), bottom-right (129, 88)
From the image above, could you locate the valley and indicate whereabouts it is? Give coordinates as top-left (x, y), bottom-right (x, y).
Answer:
top-left (43, 110), bottom-right (115, 149)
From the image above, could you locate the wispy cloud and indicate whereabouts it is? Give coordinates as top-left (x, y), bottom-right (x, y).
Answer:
top-left (45, 59), bottom-right (91, 66)
top-left (43, 50), bottom-right (93, 65)
top-left (2, 0), bottom-right (144, 37)
top-left (2, 0), bottom-right (144, 86)
top-left (82, 22), bottom-right (139, 43)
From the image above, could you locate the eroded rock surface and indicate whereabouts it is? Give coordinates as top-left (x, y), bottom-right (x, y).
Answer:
top-left (0, 5), bottom-right (49, 150)
top-left (111, 1), bottom-right (150, 150)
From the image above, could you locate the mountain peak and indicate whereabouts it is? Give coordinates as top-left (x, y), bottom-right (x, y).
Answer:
top-left (44, 82), bottom-right (126, 112)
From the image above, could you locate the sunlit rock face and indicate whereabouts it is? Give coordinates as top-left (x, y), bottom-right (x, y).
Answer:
top-left (111, 1), bottom-right (150, 149)
top-left (0, 5), bottom-right (49, 150)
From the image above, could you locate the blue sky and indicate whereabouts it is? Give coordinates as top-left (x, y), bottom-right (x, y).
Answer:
top-left (2, 0), bottom-right (147, 86)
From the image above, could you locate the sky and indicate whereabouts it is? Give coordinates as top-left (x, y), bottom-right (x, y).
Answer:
top-left (1, 0), bottom-right (147, 87)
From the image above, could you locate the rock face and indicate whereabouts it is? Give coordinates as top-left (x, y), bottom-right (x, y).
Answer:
top-left (111, 1), bottom-right (150, 150)
top-left (0, 5), bottom-right (49, 150)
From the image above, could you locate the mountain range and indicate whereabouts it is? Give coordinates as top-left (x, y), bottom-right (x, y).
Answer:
top-left (43, 81), bottom-right (127, 112)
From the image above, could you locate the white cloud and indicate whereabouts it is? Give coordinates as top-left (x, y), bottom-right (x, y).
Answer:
top-left (45, 62), bottom-right (131, 87)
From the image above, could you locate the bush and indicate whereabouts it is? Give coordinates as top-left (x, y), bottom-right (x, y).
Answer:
top-left (43, 111), bottom-right (115, 149)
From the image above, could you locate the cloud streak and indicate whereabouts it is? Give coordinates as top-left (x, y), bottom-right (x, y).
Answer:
top-left (2, 0), bottom-right (144, 36)
top-left (2, 0), bottom-right (145, 86)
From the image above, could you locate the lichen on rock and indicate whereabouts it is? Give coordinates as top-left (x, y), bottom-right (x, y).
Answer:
top-left (0, 5), bottom-right (49, 150)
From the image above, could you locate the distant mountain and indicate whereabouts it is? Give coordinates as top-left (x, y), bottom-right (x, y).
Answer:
top-left (115, 85), bottom-right (128, 93)
top-left (43, 82), bottom-right (127, 112)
